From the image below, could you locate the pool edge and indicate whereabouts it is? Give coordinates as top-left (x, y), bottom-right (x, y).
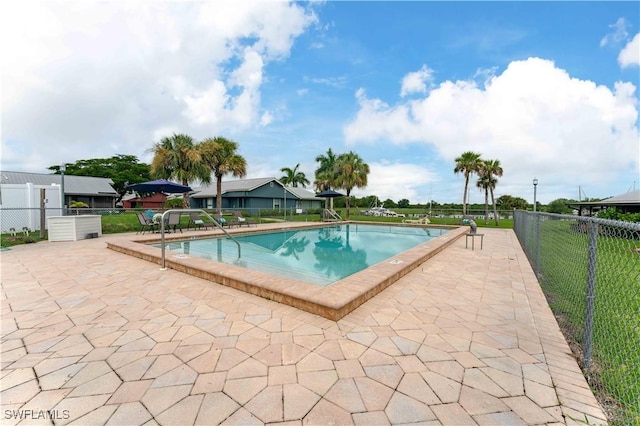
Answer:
top-left (107, 222), bottom-right (467, 321)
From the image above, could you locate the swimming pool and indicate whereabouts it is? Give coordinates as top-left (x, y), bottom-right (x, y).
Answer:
top-left (107, 222), bottom-right (466, 319)
top-left (156, 224), bottom-right (449, 286)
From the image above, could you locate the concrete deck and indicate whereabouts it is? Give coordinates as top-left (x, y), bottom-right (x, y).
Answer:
top-left (1, 226), bottom-right (607, 425)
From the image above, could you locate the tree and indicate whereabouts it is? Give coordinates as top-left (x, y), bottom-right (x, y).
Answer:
top-left (49, 155), bottom-right (151, 204)
top-left (496, 195), bottom-right (529, 211)
top-left (279, 163), bottom-right (310, 188)
top-left (476, 173), bottom-right (491, 224)
top-left (149, 134), bottom-right (210, 207)
top-left (383, 199), bottom-right (397, 208)
top-left (547, 198), bottom-right (574, 214)
top-left (200, 136), bottom-right (247, 213)
top-left (397, 198), bottom-right (410, 208)
top-left (454, 151), bottom-right (483, 215)
top-left (314, 148), bottom-right (339, 210)
top-left (482, 159), bottom-right (503, 225)
top-left (333, 151), bottom-right (370, 220)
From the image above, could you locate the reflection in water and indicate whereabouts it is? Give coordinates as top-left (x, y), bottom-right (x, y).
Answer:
top-left (313, 227), bottom-right (368, 279)
top-left (157, 224), bottom-right (443, 286)
top-left (280, 236), bottom-right (310, 260)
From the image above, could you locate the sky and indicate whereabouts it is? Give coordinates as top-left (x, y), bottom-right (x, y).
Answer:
top-left (1, 1), bottom-right (639, 205)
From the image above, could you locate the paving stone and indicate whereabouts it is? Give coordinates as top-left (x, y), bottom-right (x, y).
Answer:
top-left (244, 385), bottom-right (284, 423)
top-left (421, 370), bottom-right (462, 403)
top-left (224, 376), bottom-right (268, 405)
top-left (269, 365), bottom-right (298, 386)
top-left (352, 411), bottom-right (390, 425)
top-left (155, 394), bottom-right (203, 425)
top-left (105, 401), bottom-right (153, 425)
top-left (502, 395), bottom-right (556, 424)
top-left (363, 364), bottom-right (404, 389)
top-left (107, 380), bottom-right (153, 404)
top-left (431, 402), bottom-right (477, 425)
top-left (150, 364), bottom-right (197, 388)
top-left (458, 385), bottom-right (509, 415)
top-left (283, 383), bottom-right (321, 421)
top-left (473, 411), bottom-right (527, 425)
top-left (384, 392), bottom-right (437, 424)
top-left (140, 384), bottom-right (191, 416)
top-left (194, 392), bottom-right (239, 425)
top-left (354, 377), bottom-right (394, 411)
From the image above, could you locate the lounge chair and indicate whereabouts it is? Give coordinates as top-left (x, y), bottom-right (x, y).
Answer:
top-left (231, 211), bottom-right (255, 227)
top-left (187, 212), bottom-right (214, 230)
top-left (136, 212), bottom-right (157, 234)
top-left (402, 217), bottom-right (430, 225)
top-left (213, 213), bottom-right (231, 227)
top-left (166, 212), bottom-right (182, 233)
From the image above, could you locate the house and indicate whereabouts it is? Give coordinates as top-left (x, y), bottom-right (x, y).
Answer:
top-left (121, 193), bottom-right (168, 209)
top-left (568, 189), bottom-right (640, 216)
top-left (190, 177), bottom-right (323, 213)
top-left (0, 170), bottom-right (118, 208)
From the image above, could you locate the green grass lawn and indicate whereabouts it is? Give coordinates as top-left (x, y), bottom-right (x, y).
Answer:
top-left (536, 219), bottom-right (640, 424)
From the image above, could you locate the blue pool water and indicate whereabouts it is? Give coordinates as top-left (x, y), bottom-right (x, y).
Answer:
top-left (157, 224), bottom-right (449, 286)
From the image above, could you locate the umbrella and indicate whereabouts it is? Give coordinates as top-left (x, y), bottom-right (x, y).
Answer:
top-left (316, 189), bottom-right (344, 210)
top-left (316, 189), bottom-right (344, 198)
top-left (126, 179), bottom-right (192, 194)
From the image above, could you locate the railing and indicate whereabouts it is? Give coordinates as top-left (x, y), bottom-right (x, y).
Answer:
top-left (514, 211), bottom-right (640, 425)
top-left (159, 209), bottom-right (240, 268)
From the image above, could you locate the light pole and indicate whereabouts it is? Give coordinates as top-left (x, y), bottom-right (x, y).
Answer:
top-left (283, 185), bottom-right (286, 222)
top-left (533, 178), bottom-right (538, 212)
top-left (60, 163), bottom-right (66, 215)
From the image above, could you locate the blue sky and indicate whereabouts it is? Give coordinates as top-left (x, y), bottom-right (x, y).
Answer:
top-left (2, 1), bottom-right (639, 204)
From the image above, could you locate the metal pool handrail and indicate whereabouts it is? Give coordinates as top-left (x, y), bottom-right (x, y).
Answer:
top-left (160, 209), bottom-right (241, 269)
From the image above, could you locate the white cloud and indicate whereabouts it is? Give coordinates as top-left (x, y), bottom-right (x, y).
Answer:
top-left (619, 33), bottom-right (640, 68)
top-left (344, 58), bottom-right (639, 193)
top-left (1, 1), bottom-right (316, 171)
top-left (350, 161), bottom-right (436, 203)
top-left (600, 17), bottom-right (629, 47)
top-left (400, 65), bottom-right (434, 97)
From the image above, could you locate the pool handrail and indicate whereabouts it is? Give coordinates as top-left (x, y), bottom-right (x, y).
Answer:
top-left (159, 209), bottom-right (241, 268)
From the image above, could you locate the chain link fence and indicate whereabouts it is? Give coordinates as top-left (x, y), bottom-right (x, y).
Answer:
top-left (514, 211), bottom-right (640, 425)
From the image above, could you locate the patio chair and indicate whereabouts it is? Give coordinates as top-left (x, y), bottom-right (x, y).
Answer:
top-left (214, 213), bottom-right (231, 227)
top-left (187, 212), bottom-right (214, 230)
top-left (166, 212), bottom-right (183, 233)
top-left (136, 212), bottom-right (157, 234)
top-left (231, 211), bottom-right (255, 227)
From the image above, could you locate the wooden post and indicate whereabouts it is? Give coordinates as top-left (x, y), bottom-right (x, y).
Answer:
top-left (40, 188), bottom-right (46, 238)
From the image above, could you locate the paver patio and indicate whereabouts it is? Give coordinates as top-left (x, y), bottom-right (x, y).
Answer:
top-left (1, 225), bottom-right (607, 425)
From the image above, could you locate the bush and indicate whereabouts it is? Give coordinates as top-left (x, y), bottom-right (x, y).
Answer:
top-left (165, 198), bottom-right (185, 208)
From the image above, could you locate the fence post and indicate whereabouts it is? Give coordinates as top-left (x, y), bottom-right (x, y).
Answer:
top-left (534, 213), bottom-right (541, 278)
top-left (583, 220), bottom-right (598, 369)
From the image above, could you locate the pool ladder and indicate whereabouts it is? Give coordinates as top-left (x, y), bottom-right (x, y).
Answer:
top-left (159, 208), bottom-right (241, 269)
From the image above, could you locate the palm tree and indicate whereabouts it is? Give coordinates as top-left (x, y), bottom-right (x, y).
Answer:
top-left (279, 163), bottom-right (310, 188)
top-left (149, 133), bottom-right (210, 207)
top-left (482, 159), bottom-right (503, 225)
top-left (454, 151), bottom-right (483, 215)
top-left (333, 151), bottom-right (370, 220)
top-left (476, 172), bottom-right (491, 225)
top-left (314, 148), bottom-right (338, 210)
top-left (199, 137), bottom-right (247, 213)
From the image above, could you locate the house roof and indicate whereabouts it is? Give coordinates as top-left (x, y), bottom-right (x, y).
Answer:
top-left (567, 189), bottom-right (640, 208)
top-left (192, 177), bottom-right (322, 200)
top-left (0, 171), bottom-right (117, 196)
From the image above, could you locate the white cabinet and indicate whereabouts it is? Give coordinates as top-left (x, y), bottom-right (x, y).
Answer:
top-left (48, 215), bottom-right (102, 242)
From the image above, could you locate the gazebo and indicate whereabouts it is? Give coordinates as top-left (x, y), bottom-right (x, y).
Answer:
top-left (568, 189), bottom-right (640, 216)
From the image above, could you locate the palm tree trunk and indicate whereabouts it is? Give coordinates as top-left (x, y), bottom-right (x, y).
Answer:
top-left (345, 191), bottom-right (351, 220)
top-left (490, 188), bottom-right (499, 225)
top-left (216, 175), bottom-right (223, 213)
top-left (484, 189), bottom-right (489, 224)
top-left (462, 174), bottom-right (470, 216)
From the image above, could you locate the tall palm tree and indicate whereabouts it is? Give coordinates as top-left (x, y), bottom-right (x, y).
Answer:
top-left (333, 151), bottom-right (370, 220)
top-left (199, 137), bottom-right (247, 213)
top-left (279, 163), bottom-right (310, 188)
top-left (314, 148), bottom-right (338, 210)
top-left (454, 151), bottom-right (483, 215)
top-left (476, 172), bottom-right (491, 225)
top-left (149, 133), bottom-right (210, 207)
top-left (483, 159), bottom-right (504, 225)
